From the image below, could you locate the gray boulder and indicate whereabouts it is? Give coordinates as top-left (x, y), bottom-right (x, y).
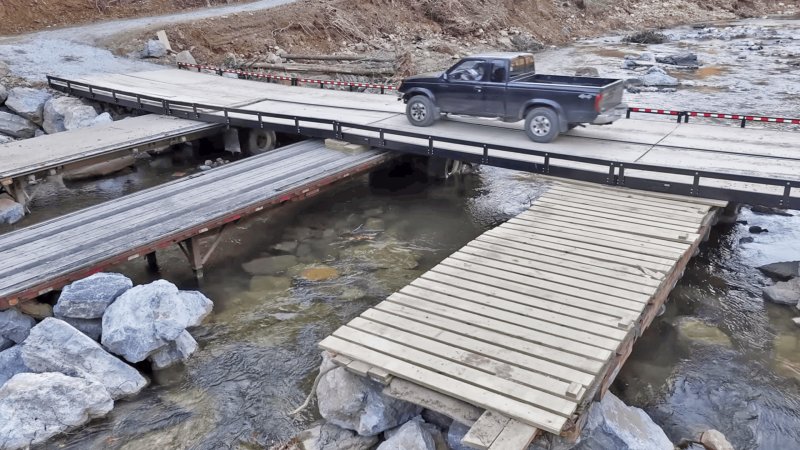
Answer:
top-left (0, 308), bottom-right (36, 344)
top-left (54, 272), bottom-right (133, 319)
top-left (149, 330), bottom-right (198, 369)
top-left (0, 194), bottom-right (24, 225)
top-left (446, 421), bottom-right (472, 450)
top-left (379, 420), bottom-right (435, 450)
top-left (176, 50), bottom-right (197, 65)
top-left (143, 40), bottom-right (168, 58)
top-left (0, 134), bottom-right (13, 145)
top-left (575, 67), bottom-right (600, 77)
top-left (0, 372), bottom-right (113, 449)
top-left (763, 278), bottom-right (800, 305)
top-left (0, 84), bottom-right (7, 104)
top-left (42, 96), bottom-right (86, 134)
top-left (0, 111), bottom-right (38, 138)
top-left (0, 336), bottom-right (11, 352)
top-left (0, 346), bottom-right (30, 386)
top-left (102, 280), bottom-right (213, 363)
top-left (758, 261), bottom-right (800, 280)
top-left (58, 316), bottom-right (103, 341)
top-left (639, 67), bottom-right (679, 87)
top-left (317, 363), bottom-right (421, 436)
top-left (656, 52), bottom-right (699, 67)
top-left (560, 392), bottom-right (672, 450)
top-left (21, 318), bottom-right (147, 399)
top-left (295, 423), bottom-right (379, 450)
top-left (5, 87), bottom-right (52, 124)
top-left (63, 105), bottom-right (101, 131)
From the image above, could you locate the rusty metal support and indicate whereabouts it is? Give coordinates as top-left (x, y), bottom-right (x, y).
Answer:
top-left (177, 224), bottom-right (228, 279)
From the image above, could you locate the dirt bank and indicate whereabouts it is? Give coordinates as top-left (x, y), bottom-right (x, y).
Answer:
top-left (0, 0), bottom-right (256, 36)
top-left (123, 0), bottom-right (788, 70)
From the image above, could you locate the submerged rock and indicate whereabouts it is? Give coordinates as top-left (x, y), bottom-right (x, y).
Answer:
top-left (656, 52), bottom-right (699, 67)
top-left (0, 308), bottom-right (36, 344)
top-left (54, 272), bottom-right (133, 319)
top-left (102, 280), bottom-right (212, 363)
top-left (292, 422), bottom-right (379, 450)
top-left (149, 330), bottom-right (198, 370)
top-left (762, 278), bottom-right (800, 305)
top-left (379, 420), bottom-right (435, 450)
top-left (21, 318), bottom-right (147, 399)
top-left (758, 261), bottom-right (800, 280)
top-left (749, 225), bottom-right (768, 234)
top-left (5, 87), bottom-right (52, 124)
top-left (242, 255), bottom-right (298, 275)
top-left (674, 317), bottom-right (732, 347)
top-left (0, 346), bottom-right (30, 386)
top-left (340, 241), bottom-right (419, 270)
top-left (0, 372), bottom-right (114, 449)
top-left (299, 266), bottom-right (340, 282)
top-left (317, 363), bottom-right (421, 436)
top-left (0, 111), bottom-right (38, 139)
top-left (250, 275), bottom-right (292, 292)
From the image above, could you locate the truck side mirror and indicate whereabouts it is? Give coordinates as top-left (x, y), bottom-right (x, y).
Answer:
top-left (441, 72), bottom-right (448, 81)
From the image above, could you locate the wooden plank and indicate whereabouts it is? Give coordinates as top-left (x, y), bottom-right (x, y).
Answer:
top-left (449, 252), bottom-right (657, 299)
top-left (535, 194), bottom-right (706, 226)
top-left (402, 281), bottom-right (628, 338)
top-left (473, 235), bottom-right (665, 283)
top-left (398, 284), bottom-right (625, 348)
top-left (486, 228), bottom-right (674, 272)
top-left (548, 180), bottom-right (725, 208)
top-left (460, 244), bottom-right (661, 291)
top-left (331, 354), bottom-right (353, 367)
top-left (420, 269), bottom-right (639, 321)
top-left (361, 308), bottom-right (597, 385)
top-left (368, 367), bottom-right (393, 384)
top-left (462, 411), bottom-right (510, 450)
top-left (385, 294), bottom-right (615, 360)
top-left (506, 218), bottom-right (688, 257)
top-left (348, 317), bottom-right (585, 398)
top-left (487, 420), bottom-right (539, 450)
top-left (435, 260), bottom-right (649, 310)
top-left (346, 360), bottom-right (371, 377)
top-left (319, 335), bottom-right (568, 433)
top-left (383, 378), bottom-right (483, 425)
top-left (529, 200), bottom-right (701, 233)
top-left (544, 187), bottom-right (709, 218)
top-left (372, 302), bottom-right (606, 374)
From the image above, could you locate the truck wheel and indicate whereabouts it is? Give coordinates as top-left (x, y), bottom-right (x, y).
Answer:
top-left (406, 96), bottom-right (438, 127)
top-left (241, 129), bottom-right (276, 156)
top-left (524, 107), bottom-right (560, 143)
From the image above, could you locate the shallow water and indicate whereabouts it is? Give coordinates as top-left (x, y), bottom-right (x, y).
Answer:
top-left (11, 17), bottom-right (800, 450)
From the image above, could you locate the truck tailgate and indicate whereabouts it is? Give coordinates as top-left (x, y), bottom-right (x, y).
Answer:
top-left (599, 80), bottom-right (624, 112)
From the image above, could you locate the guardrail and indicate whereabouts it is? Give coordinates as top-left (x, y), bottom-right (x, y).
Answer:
top-left (626, 107), bottom-right (800, 128)
top-left (47, 75), bottom-right (800, 209)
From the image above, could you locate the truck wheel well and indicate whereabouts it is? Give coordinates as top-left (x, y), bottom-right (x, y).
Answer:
top-left (523, 103), bottom-right (555, 117)
top-left (405, 92), bottom-right (431, 102)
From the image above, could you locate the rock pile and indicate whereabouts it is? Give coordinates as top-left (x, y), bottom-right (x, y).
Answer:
top-left (760, 260), bottom-right (800, 310)
top-left (0, 274), bottom-right (214, 449)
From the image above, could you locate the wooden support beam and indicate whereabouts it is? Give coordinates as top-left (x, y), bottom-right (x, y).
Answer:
top-left (462, 411), bottom-right (510, 450)
top-left (383, 378), bottom-right (483, 426)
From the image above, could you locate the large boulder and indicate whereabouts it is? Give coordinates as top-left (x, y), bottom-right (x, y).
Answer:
top-left (64, 106), bottom-right (108, 131)
top-left (102, 280), bottom-right (213, 363)
top-left (699, 429), bottom-right (734, 450)
top-left (53, 272), bottom-right (133, 319)
top-left (317, 355), bottom-right (421, 436)
top-left (762, 278), bottom-right (800, 305)
top-left (656, 52), bottom-right (699, 67)
top-left (0, 84), bottom-right (7, 104)
top-left (5, 87), bottom-right (52, 124)
top-left (293, 423), bottom-right (379, 450)
top-left (758, 261), bottom-right (800, 280)
top-left (175, 50), bottom-right (197, 65)
top-left (0, 346), bottom-right (30, 386)
top-left (0, 372), bottom-right (113, 449)
top-left (149, 330), bottom-right (198, 369)
top-left (0, 308), bottom-right (36, 344)
top-left (446, 421), bottom-right (472, 450)
top-left (58, 316), bottom-right (103, 341)
top-left (0, 194), bottom-right (24, 225)
top-left (565, 392), bottom-right (672, 450)
top-left (42, 96), bottom-right (86, 134)
top-left (378, 420), bottom-right (436, 450)
top-left (639, 66), bottom-right (679, 87)
top-left (21, 318), bottom-right (147, 399)
top-left (143, 40), bottom-right (168, 58)
top-left (0, 111), bottom-right (38, 138)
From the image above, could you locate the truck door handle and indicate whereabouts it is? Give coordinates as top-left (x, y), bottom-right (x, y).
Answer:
top-left (474, 87), bottom-right (483, 93)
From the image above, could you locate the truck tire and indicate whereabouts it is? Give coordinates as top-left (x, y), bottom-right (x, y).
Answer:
top-left (524, 107), bottom-right (560, 143)
top-left (406, 96), bottom-right (438, 127)
top-left (241, 129), bottom-right (276, 156)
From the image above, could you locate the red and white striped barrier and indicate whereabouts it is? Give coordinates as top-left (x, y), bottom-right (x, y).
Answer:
top-left (177, 62), bottom-right (397, 93)
top-left (627, 107), bottom-right (682, 116)
top-left (689, 111), bottom-right (800, 125)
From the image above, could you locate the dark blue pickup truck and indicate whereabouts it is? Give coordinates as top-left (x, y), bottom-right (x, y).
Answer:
top-left (397, 53), bottom-right (625, 143)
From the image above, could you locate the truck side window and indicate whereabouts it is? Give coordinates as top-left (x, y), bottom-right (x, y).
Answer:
top-left (490, 61), bottom-right (506, 83)
top-left (448, 59), bottom-right (486, 81)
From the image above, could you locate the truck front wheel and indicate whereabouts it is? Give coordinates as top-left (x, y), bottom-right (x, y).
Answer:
top-left (524, 107), bottom-right (560, 143)
top-left (406, 96), bottom-right (438, 127)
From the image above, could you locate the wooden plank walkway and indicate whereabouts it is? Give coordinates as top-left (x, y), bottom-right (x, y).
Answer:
top-left (319, 180), bottom-right (725, 444)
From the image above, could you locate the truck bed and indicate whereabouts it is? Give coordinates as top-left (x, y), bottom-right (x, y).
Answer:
top-left (511, 73), bottom-right (620, 88)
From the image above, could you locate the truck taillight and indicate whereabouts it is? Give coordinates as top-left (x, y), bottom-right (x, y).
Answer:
top-left (594, 93), bottom-right (604, 112)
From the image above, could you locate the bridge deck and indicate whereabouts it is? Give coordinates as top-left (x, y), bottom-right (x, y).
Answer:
top-left (319, 181), bottom-right (724, 446)
top-left (0, 114), bottom-right (221, 181)
top-left (0, 140), bottom-right (390, 308)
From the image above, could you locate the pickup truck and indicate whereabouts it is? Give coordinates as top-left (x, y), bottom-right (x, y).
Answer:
top-left (397, 53), bottom-right (625, 143)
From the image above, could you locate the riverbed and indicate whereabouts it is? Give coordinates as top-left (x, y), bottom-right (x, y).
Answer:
top-left (8, 16), bottom-right (800, 450)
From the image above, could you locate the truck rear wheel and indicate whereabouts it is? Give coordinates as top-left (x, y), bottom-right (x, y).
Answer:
top-left (406, 96), bottom-right (438, 127)
top-left (241, 129), bottom-right (276, 155)
top-left (524, 107), bottom-right (560, 143)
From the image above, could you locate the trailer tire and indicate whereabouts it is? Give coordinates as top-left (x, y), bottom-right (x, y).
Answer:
top-left (524, 107), bottom-right (560, 143)
top-left (241, 129), bottom-right (276, 155)
top-left (406, 95), bottom-right (438, 127)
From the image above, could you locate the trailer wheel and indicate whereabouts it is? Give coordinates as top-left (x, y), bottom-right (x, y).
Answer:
top-left (241, 129), bottom-right (276, 155)
top-left (524, 107), bottom-right (560, 143)
top-left (406, 96), bottom-right (438, 127)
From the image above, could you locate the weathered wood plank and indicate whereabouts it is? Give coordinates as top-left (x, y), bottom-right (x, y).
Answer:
top-left (383, 378), bottom-right (483, 425)
top-left (463, 411), bottom-right (510, 450)
top-left (487, 420), bottom-right (539, 450)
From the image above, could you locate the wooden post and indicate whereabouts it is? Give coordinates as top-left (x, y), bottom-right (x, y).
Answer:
top-left (145, 252), bottom-right (159, 273)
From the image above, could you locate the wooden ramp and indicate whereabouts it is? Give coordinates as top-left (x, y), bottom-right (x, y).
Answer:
top-left (319, 180), bottom-right (725, 448)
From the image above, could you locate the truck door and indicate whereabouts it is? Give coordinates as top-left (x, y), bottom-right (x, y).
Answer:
top-left (481, 60), bottom-right (507, 118)
top-left (437, 59), bottom-right (488, 116)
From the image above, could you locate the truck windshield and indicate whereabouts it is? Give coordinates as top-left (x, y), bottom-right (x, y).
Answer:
top-left (509, 55), bottom-right (535, 78)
